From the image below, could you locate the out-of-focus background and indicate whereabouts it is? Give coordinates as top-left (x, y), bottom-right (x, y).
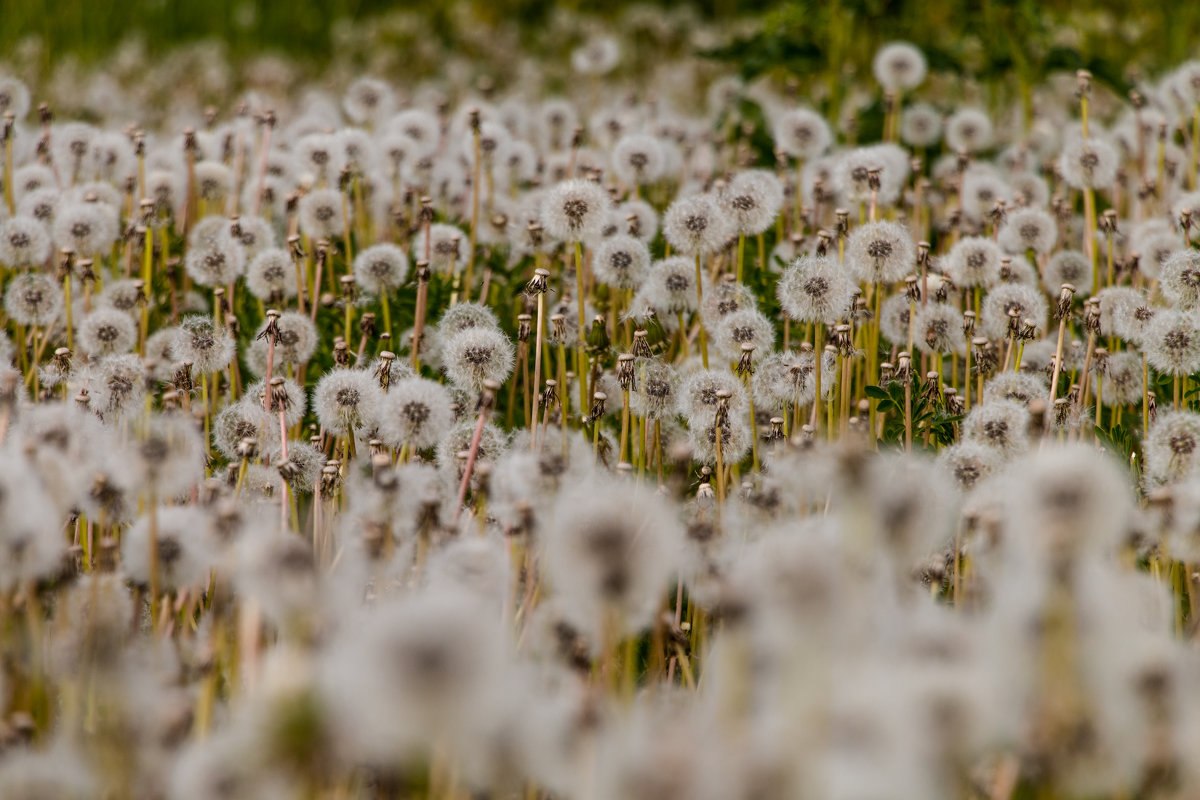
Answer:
top-left (4, 0), bottom-right (1195, 85)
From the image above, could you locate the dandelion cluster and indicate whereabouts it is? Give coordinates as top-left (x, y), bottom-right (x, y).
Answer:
top-left (3, 11), bottom-right (1200, 800)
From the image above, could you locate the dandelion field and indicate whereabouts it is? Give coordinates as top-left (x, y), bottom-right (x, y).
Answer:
top-left (5, 2), bottom-right (1200, 799)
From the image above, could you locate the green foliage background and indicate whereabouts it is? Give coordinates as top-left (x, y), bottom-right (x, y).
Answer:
top-left (3, 0), bottom-right (1196, 81)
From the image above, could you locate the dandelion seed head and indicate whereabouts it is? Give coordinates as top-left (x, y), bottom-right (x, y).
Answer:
top-left (873, 41), bottom-right (928, 90)
top-left (662, 193), bottom-right (734, 256)
top-left (846, 220), bottom-right (915, 284)
top-left (541, 179), bottom-right (611, 243)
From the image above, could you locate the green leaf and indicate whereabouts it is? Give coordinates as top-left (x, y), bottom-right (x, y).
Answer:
top-left (864, 385), bottom-right (890, 401)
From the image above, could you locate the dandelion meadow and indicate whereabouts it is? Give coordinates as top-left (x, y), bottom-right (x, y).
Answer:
top-left (4, 2), bottom-right (1200, 798)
